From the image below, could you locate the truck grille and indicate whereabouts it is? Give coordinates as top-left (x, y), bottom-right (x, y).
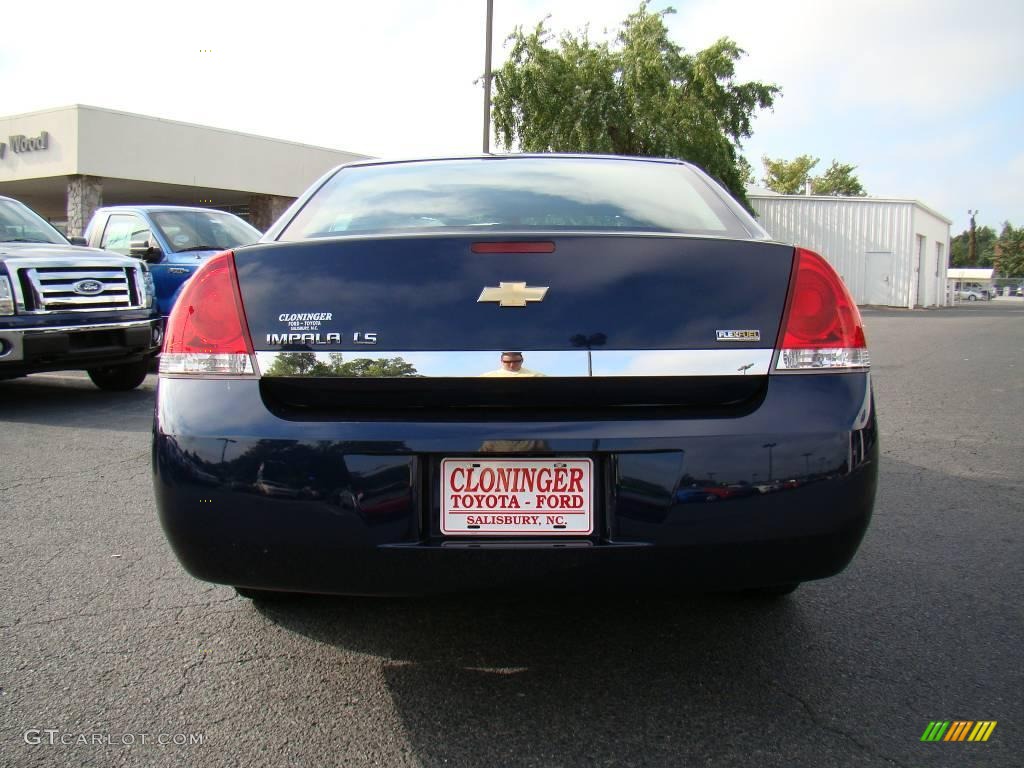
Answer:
top-left (16, 264), bottom-right (145, 313)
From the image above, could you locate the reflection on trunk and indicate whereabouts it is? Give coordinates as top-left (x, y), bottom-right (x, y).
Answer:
top-left (263, 351), bottom-right (419, 377)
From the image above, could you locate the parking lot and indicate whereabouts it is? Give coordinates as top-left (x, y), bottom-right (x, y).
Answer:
top-left (1, 302), bottom-right (1021, 768)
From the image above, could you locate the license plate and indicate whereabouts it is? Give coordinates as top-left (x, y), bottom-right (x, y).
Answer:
top-left (441, 458), bottom-right (593, 536)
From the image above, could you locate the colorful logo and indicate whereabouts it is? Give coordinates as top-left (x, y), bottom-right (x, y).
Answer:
top-left (921, 721), bottom-right (997, 742)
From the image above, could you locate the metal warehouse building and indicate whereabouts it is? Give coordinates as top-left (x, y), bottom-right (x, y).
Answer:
top-left (749, 192), bottom-right (952, 308)
top-left (0, 105), bottom-right (370, 235)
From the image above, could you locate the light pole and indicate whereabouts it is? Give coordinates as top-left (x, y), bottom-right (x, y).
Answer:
top-left (967, 209), bottom-right (979, 265)
top-left (762, 442), bottom-right (777, 481)
top-left (482, 0), bottom-right (494, 153)
top-left (219, 438), bottom-right (237, 464)
top-left (801, 451), bottom-right (812, 476)
top-left (570, 333), bottom-right (607, 376)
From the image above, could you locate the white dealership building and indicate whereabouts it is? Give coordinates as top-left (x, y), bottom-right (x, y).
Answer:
top-left (749, 190), bottom-right (952, 308)
top-left (0, 104), bottom-right (370, 234)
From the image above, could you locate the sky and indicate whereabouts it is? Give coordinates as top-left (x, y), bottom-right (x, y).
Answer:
top-left (2, 0), bottom-right (1021, 234)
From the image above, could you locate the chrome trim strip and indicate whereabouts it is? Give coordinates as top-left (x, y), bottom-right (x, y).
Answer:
top-left (0, 319), bottom-right (158, 363)
top-left (8, 319), bottom-right (158, 335)
top-left (2, 257), bottom-right (146, 314)
top-left (31, 292), bottom-right (131, 306)
top-left (771, 367), bottom-right (870, 375)
top-left (253, 349), bottom-right (774, 378)
top-left (0, 255), bottom-right (143, 269)
top-left (22, 269), bottom-right (128, 281)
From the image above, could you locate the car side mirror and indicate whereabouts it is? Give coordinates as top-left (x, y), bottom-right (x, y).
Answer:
top-left (130, 239), bottom-right (162, 262)
top-left (67, 236), bottom-right (88, 246)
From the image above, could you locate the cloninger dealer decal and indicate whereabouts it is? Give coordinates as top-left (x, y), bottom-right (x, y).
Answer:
top-left (441, 458), bottom-right (593, 535)
top-left (267, 312), bottom-right (376, 345)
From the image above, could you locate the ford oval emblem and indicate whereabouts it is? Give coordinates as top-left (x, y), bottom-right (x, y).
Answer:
top-left (73, 279), bottom-right (104, 296)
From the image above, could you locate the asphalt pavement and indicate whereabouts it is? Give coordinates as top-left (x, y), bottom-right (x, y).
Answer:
top-left (1, 302), bottom-right (1021, 767)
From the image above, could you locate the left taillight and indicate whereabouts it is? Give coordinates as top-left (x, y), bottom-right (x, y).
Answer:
top-left (159, 250), bottom-right (256, 376)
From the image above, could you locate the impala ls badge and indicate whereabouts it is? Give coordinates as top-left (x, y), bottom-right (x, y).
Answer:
top-left (72, 279), bottom-right (104, 296)
top-left (477, 282), bottom-right (549, 308)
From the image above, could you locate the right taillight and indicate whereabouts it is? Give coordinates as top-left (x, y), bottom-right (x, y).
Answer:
top-left (775, 247), bottom-right (870, 371)
top-left (159, 250), bottom-right (256, 376)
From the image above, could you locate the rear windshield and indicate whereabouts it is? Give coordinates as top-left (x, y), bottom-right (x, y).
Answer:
top-left (277, 157), bottom-right (753, 241)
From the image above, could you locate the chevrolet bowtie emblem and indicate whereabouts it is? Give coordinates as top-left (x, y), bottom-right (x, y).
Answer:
top-left (477, 282), bottom-right (549, 308)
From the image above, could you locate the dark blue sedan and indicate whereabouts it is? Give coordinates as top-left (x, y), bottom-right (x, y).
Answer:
top-left (153, 155), bottom-right (877, 600)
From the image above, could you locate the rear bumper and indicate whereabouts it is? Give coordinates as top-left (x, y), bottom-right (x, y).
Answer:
top-left (153, 372), bottom-right (878, 595)
top-left (0, 318), bottom-right (162, 376)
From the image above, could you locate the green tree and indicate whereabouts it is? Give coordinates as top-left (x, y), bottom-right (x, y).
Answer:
top-left (994, 222), bottom-right (1024, 277)
top-left (264, 353), bottom-right (418, 378)
top-left (761, 154), bottom-right (818, 194)
top-left (264, 351), bottom-right (323, 377)
top-left (761, 156), bottom-right (867, 196)
top-left (736, 155), bottom-right (756, 186)
top-left (811, 161), bottom-right (866, 196)
top-left (950, 225), bottom-right (997, 267)
top-left (334, 357), bottom-right (419, 377)
top-left (491, 3), bottom-right (780, 207)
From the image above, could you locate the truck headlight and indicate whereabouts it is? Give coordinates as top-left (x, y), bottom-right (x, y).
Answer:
top-left (142, 266), bottom-right (155, 308)
top-left (0, 276), bottom-right (14, 315)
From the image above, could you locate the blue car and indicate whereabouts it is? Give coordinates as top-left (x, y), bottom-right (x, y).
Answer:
top-left (153, 155), bottom-right (878, 600)
top-left (84, 206), bottom-right (260, 318)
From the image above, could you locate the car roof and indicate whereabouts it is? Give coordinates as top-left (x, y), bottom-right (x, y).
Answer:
top-left (336, 153), bottom-right (694, 171)
top-left (94, 205), bottom-right (241, 215)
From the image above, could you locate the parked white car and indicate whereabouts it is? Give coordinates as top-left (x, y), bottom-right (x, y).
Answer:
top-left (953, 288), bottom-right (987, 301)
top-left (950, 281), bottom-right (991, 301)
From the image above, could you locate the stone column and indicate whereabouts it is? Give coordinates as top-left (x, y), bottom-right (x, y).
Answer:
top-left (66, 175), bottom-right (103, 238)
top-left (249, 194), bottom-right (295, 233)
